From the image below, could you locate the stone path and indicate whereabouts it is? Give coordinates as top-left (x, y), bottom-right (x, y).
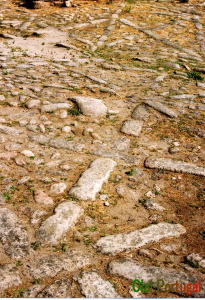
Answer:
top-left (0, 0), bottom-right (205, 297)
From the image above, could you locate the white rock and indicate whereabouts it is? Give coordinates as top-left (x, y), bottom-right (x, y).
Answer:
top-left (121, 120), bottom-right (143, 137)
top-left (0, 95), bottom-right (5, 101)
top-left (69, 96), bottom-right (108, 117)
top-left (41, 103), bottom-right (71, 113)
top-left (26, 99), bottom-right (41, 109)
top-left (34, 190), bottom-right (54, 206)
top-left (50, 182), bottom-right (67, 194)
top-left (62, 126), bottom-right (72, 133)
top-left (0, 264), bottom-right (22, 291)
top-left (95, 222), bottom-right (186, 254)
top-left (69, 158), bottom-right (116, 200)
top-left (77, 272), bottom-right (121, 298)
top-left (37, 201), bottom-right (83, 245)
top-left (21, 149), bottom-right (35, 157)
top-left (30, 249), bottom-right (91, 279)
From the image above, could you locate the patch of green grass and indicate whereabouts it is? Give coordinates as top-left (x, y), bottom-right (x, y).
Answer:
top-left (67, 108), bottom-right (82, 116)
top-left (89, 226), bottom-right (97, 232)
top-left (187, 71), bottom-right (204, 81)
top-left (31, 241), bottom-right (40, 251)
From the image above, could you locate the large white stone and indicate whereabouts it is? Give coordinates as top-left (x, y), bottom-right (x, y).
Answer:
top-left (0, 264), bottom-right (22, 291)
top-left (0, 208), bottom-right (30, 258)
top-left (41, 103), bottom-right (71, 113)
top-left (69, 96), bottom-right (108, 117)
top-left (37, 201), bottom-right (83, 245)
top-left (145, 157), bottom-right (205, 176)
top-left (69, 158), bottom-right (116, 200)
top-left (77, 271), bottom-right (121, 298)
top-left (30, 249), bottom-right (91, 279)
top-left (95, 222), bottom-right (186, 254)
top-left (121, 120), bottom-right (143, 137)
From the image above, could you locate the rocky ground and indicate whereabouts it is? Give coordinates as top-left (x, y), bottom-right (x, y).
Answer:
top-left (0, 0), bottom-right (205, 297)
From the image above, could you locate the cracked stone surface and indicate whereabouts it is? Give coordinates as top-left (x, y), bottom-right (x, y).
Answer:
top-left (0, 0), bottom-right (205, 297)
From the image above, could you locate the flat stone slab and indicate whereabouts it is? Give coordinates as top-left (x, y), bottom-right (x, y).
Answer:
top-left (37, 279), bottom-right (72, 298)
top-left (0, 208), bottom-right (30, 259)
top-left (77, 271), bottom-right (121, 298)
top-left (95, 222), bottom-right (186, 254)
top-left (132, 104), bottom-right (149, 120)
top-left (145, 157), bottom-right (205, 176)
top-left (30, 249), bottom-right (91, 279)
top-left (121, 120), bottom-right (143, 137)
top-left (108, 259), bottom-right (201, 296)
top-left (69, 158), bottom-right (116, 201)
top-left (0, 125), bottom-right (23, 135)
top-left (69, 96), bottom-right (108, 117)
top-left (41, 103), bottom-right (71, 113)
top-left (0, 264), bottom-right (22, 291)
top-left (37, 202), bottom-right (83, 245)
top-left (144, 100), bottom-right (178, 118)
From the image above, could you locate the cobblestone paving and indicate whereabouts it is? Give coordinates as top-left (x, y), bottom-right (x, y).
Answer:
top-left (0, 0), bottom-right (205, 297)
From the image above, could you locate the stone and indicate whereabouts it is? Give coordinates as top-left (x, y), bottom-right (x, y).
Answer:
top-left (34, 190), bottom-right (54, 206)
top-left (29, 249), bottom-right (91, 279)
top-left (21, 150), bottom-right (35, 157)
top-left (50, 182), bottom-right (67, 194)
top-left (142, 199), bottom-right (165, 211)
top-left (0, 125), bottom-right (22, 135)
top-left (69, 96), bottom-right (108, 117)
top-left (132, 104), bottom-right (149, 120)
top-left (69, 158), bottom-right (116, 200)
top-left (145, 157), bottom-right (205, 176)
top-left (0, 264), bottom-right (22, 291)
top-left (26, 99), bottom-right (41, 109)
top-left (108, 259), bottom-right (199, 295)
top-left (121, 120), bottom-right (143, 137)
top-left (41, 103), bottom-right (71, 113)
top-left (37, 279), bottom-right (72, 297)
top-left (0, 208), bottom-right (30, 258)
top-left (77, 271), bottom-right (121, 298)
top-left (144, 100), bottom-right (178, 118)
top-left (95, 222), bottom-right (186, 254)
top-left (37, 202), bottom-right (83, 245)
top-left (186, 253), bottom-right (205, 268)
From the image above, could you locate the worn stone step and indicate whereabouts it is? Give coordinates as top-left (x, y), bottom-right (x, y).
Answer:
top-left (145, 157), bottom-right (205, 176)
top-left (95, 222), bottom-right (186, 254)
top-left (69, 158), bottom-right (116, 201)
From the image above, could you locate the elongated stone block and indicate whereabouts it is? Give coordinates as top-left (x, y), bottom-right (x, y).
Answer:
top-left (77, 272), bottom-right (121, 298)
top-left (145, 157), bottom-right (205, 176)
top-left (95, 222), bottom-right (186, 254)
top-left (30, 249), bottom-right (91, 279)
top-left (144, 100), bottom-right (178, 118)
top-left (37, 202), bottom-right (83, 245)
top-left (69, 158), bottom-right (116, 200)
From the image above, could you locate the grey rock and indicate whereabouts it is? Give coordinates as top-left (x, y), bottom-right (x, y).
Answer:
top-left (69, 158), bottom-right (116, 201)
top-left (37, 202), bottom-right (83, 245)
top-left (37, 279), bottom-right (71, 298)
top-left (108, 259), bottom-right (200, 296)
top-left (144, 100), bottom-right (178, 118)
top-left (0, 264), bottom-right (22, 291)
top-left (95, 222), bottom-right (186, 254)
top-left (77, 271), bottom-right (121, 298)
top-left (121, 120), bottom-right (143, 137)
top-left (69, 96), bottom-right (108, 117)
top-left (30, 249), bottom-right (91, 279)
top-left (0, 208), bottom-right (30, 259)
top-left (145, 157), bottom-right (205, 176)
top-left (41, 103), bottom-right (71, 113)
top-left (0, 125), bottom-right (23, 135)
top-left (132, 104), bottom-right (149, 120)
